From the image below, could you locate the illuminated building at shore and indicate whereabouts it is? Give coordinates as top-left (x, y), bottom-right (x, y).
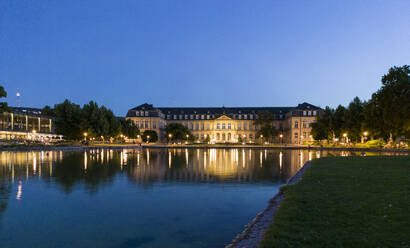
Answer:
top-left (0, 107), bottom-right (59, 140)
top-left (126, 102), bottom-right (323, 144)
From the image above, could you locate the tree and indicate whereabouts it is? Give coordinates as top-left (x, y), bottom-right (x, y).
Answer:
top-left (53, 100), bottom-right (83, 140)
top-left (41, 105), bottom-right (55, 116)
top-left (342, 97), bottom-right (364, 143)
top-left (165, 123), bottom-right (191, 141)
top-left (142, 130), bottom-right (158, 143)
top-left (0, 86), bottom-right (9, 113)
top-left (254, 112), bottom-right (278, 142)
top-left (120, 119), bottom-right (139, 139)
top-left (82, 101), bottom-right (109, 138)
top-left (376, 65), bottom-right (410, 141)
top-left (205, 135), bottom-right (211, 143)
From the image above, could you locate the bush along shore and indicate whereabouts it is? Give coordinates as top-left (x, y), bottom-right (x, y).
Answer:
top-left (257, 156), bottom-right (410, 248)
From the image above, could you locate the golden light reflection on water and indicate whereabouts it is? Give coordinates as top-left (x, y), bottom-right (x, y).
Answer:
top-left (1, 149), bottom-right (401, 188)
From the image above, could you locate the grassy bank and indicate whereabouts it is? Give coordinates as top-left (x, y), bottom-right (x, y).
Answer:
top-left (260, 156), bottom-right (410, 248)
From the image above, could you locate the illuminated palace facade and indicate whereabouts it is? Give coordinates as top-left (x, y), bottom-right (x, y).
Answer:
top-left (126, 103), bottom-right (323, 144)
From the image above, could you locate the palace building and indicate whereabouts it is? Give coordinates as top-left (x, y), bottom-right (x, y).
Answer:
top-left (126, 103), bottom-right (323, 144)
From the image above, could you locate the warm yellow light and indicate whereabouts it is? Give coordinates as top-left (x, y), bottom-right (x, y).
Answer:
top-left (168, 133), bottom-right (172, 138)
top-left (243, 134), bottom-right (246, 138)
top-left (83, 132), bottom-right (87, 137)
top-left (32, 130), bottom-right (36, 134)
top-left (279, 134), bottom-right (283, 138)
top-left (186, 134), bottom-right (189, 138)
top-left (260, 134), bottom-right (263, 138)
top-left (343, 133), bottom-right (347, 137)
top-left (147, 135), bottom-right (150, 139)
top-left (364, 131), bottom-right (368, 136)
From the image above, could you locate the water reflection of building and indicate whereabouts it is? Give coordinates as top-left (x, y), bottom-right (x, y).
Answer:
top-left (0, 149), bottom-right (330, 194)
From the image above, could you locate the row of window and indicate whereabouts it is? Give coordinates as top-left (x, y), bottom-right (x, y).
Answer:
top-left (134, 111), bottom-right (149, 117)
top-left (166, 114), bottom-right (258, 120)
top-left (303, 111), bottom-right (317, 116)
top-left (294, 132), bottom-right (312, 139)
top-left (194, 133), bottom-right (256, 141)
top-left (294, 120), bottom-right (313, 128)
top-left (183, 122), bottom-right (258, 131)
top-left (135, 120), bottom-right (156, 129)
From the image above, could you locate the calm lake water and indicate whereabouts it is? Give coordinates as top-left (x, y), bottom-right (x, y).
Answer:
top-left (0, 148), bottom-right (394, 248)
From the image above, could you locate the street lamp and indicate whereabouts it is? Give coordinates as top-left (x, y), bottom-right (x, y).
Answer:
top-left (279, 133), bottom-right (283, 145)
top-left (147, 135), bottom-right (150, 143)
top-left (83, 132), bottom-right (87, 141)
top-left (343, 133), bottom-right (348, 144)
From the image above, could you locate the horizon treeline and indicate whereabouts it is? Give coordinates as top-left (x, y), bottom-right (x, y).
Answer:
top-left (41, 100), bottom-right (139, 140)
top-left (311, 65), bottom-right (409, 143)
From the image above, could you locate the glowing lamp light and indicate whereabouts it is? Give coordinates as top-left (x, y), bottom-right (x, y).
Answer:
top-left (343, 133), bottom-right (347, 137)
top-left (279, 134), bottom-right (283, 138)
top-left (84, 132), bottom-right (87, 137)
top-left (363, 131), bottom-right (368, 136)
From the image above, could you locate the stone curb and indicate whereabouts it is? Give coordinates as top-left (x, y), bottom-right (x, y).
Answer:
top-left (226, 161), bottom-right (312, 248)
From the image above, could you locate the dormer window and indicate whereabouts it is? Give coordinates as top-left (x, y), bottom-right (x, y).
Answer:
top-left (313, 111), bottom-right (317, 116)
top-left (239, 115), bottom-right (242, 120)
top-left (303, 111), bottom-right (307, 116)
top-left (250, 114), bottom-right (253, 119)
top-left (190, 115), bottom-right (194, 119)
top-left (244, 115), bottom-right (247, 119)
top-left (308, 111), bottom-right (312, 116)
top-left (173, 115), bottom-right (177, 119)
top-left (201, 115), bottom-right (204, 119)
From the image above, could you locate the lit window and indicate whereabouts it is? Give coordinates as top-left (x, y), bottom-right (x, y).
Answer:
top-left (238, 124), bottom-right (241, 130)
top-left (239, 115), bottom-right (242, 120)
top-left (201, 115), bottom-right (204, 119)
top-left (303, 111), bottom-right (306, 116)
top-left (222, 123), bottom-right (226, 129)
top-left (201, 123), bottom-right (204, 130)
top-left (173, 115), bottom-right (177, 120)
top-left (207, 124), bottom-right (210, 130)
top-left (294, 132), bottom-right (298, 138)
top-left (206, 115), bottom-right (210, 119)
top-left (308, 111), bottom-right (311, 116)
top-left (228, 123), bottom-right (231, 129)
top-left (303, 120), bottom-right (307, 128)
top-left (294, 121), bottom-right (299, 128)
top-left (217, 123), bottom-right (220, 129)
top-left (303, 132), bottom-right (306, 138)
top-left (196, 115), bottom-right (199, 119)
top-left (244, 115), bottom-right (247, 119)
top-left (244, 124), bottom-right (247, 130)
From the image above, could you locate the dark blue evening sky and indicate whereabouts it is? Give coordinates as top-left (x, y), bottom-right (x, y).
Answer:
top-left (1, 0), bottom-right (409, 116)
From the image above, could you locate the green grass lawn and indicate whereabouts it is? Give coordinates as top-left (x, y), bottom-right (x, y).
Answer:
top-left (260, 156), bottom-right (410, 248)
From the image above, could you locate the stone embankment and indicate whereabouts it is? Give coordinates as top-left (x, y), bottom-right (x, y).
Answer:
top-left (226, 161), bottom-right (312, 248)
